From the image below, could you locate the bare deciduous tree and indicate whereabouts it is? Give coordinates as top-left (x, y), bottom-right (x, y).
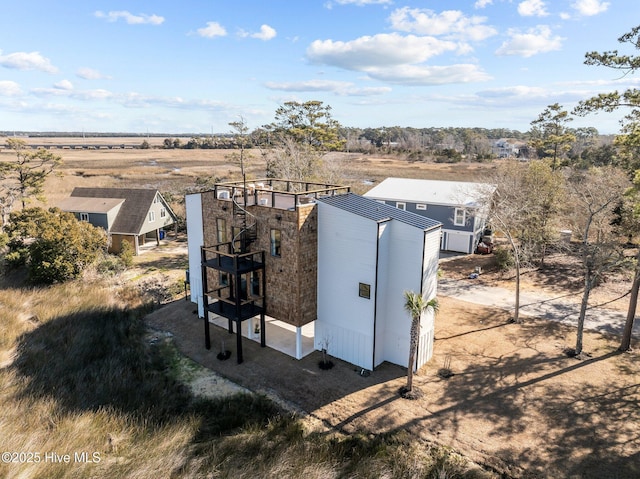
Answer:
top-left (565, 166), bottom-right (631, 356)
top-left (477, 160), bottom-right (564, 323)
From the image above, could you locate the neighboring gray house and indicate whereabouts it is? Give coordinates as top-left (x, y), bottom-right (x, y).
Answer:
top-left (364, 178), bottom-right (494, 254)
top-left (58, 187), bottom-right (177, 255)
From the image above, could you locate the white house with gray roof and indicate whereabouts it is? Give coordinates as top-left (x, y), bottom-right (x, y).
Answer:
top-left (316, 193), bottom-right (441, 371)
top-left (364, 178), bottom-right (494, 254)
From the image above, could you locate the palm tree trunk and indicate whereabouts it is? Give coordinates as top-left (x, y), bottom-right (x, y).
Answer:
top-left (406, 317), bottom-right (419, 391)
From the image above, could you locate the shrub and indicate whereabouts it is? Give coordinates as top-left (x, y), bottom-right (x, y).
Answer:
top-left (4, 207), bottom-right (108, 284)
top-left (494, 246), bottom-right (514, 271)
top-left (119, 239), bottom-right (134, 267)
top-left (96, 253), bottom-right (127, 275)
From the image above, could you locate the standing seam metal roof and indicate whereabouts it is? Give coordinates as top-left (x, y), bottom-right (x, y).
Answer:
top-left (363, 177), bottom-right (492, 207)
top-left (318, 193), bottom-right (441, 231)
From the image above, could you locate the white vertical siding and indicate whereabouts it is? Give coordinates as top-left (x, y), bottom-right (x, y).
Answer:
top-left (377, 221), bottom-right (425, 368)
top-left (316, 200), bottom-right (442, 371)
top-left (185, 193), bottom-right (204, 318)
top-left (422, 228), bottom-right (440, 301)
top-left (417, 228), bottom-right (440, 368)
top-left (373, 222), bottom-right (390, 368)
top-left (316, 202), bottom-right (379, 370)
top-left (416, 313), bottom-right (435, 368)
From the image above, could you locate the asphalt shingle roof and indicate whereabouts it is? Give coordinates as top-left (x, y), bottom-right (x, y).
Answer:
top-left (68, 187), bottom-right (159, 235)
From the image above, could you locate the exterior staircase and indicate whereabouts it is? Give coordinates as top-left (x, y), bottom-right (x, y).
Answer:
top-left (232, 194), bottom-right (258, 253)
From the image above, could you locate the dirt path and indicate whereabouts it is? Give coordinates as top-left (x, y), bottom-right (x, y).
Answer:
top-left (438, 277), bottom-right (638, 336)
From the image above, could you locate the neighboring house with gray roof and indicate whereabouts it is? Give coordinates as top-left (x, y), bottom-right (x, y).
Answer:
top-left (58, 187), bottom-right (177, 255)
top-left (364, 177), bottom-right (494, 254)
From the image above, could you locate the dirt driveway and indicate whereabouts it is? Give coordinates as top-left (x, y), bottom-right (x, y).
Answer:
top-left (147, 289), bottom-right (639, 478)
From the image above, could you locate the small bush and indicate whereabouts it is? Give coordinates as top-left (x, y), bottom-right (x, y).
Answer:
top-left (119, 239), bottom-right (134, 267)
top-left (96, 253), bottom-right (127, 275)
top-left (494, 246), bottom-right (514, 271)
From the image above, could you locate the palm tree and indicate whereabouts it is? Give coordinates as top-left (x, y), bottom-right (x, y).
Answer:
top-left (403, 290), bottom-right (439, 398)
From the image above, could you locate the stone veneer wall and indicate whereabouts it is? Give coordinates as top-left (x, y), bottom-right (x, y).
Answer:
top-left (200, 191), bottom-right (318, 327)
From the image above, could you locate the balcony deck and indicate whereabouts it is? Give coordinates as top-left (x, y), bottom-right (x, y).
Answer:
top-left (201, 244), bottom-right (265, 274)
top-left (206, 298), bottom-right (264, 322)
top-left (212, 178), bottom-right (350, 210)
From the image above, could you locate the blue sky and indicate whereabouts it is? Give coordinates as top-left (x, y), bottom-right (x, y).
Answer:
top-left (1, 0), bottom-right (638, 134)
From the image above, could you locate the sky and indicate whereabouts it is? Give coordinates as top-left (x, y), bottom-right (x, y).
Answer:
top-left (1, 0), bottom-right (639, 135)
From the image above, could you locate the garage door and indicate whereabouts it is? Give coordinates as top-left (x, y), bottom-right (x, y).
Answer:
top-left (446, 231), bottom-right (471, 253)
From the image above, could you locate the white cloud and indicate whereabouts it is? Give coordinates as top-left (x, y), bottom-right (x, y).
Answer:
top-left (517, 0), bottom-right (549, 17)
top-left (31, 86), bottom-right (113, 100)
top-left (326, 0), bottom-right (393, 7)
top-left (478, 85), bottom-right (549, 99)
top-left (264, 79), bottom-right (391, 96)
top-left (0, 80), bottom-right (22, 96)
top-left (366, 63), bottom-right (492, 85)
top-left (307, 33), bottom-right (458, 70)
top-left (196, 22), bottom-right (227, 38)
top-left (94, 10), bottom-right (164, 25)
top-left (306, 32), bottom-right (493, 85)
top-left (0, 50), bottom-right (58, 73)
top-left (27, 84), bottom-right (233, 112)
top-left (495, 25), bottom-right (564, 57)
top-left (571, 0), bottom-right (609, 16)
top-left (76, 67), bottom-right (111, 80)
top-left (54, 80), bottom-right (73, 90)
top-left (474, 0), bottom-right (493, 8)
top-left (389, 7), bottom-right (497, 42)
top-left (239, 24), bottom-right (277, 41)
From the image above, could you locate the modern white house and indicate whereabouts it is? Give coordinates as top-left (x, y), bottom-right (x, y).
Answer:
top-left (316, 193), bottom-right (441, 371)
top-left (185, 180), bottom-right (442, 372)
top-left (364, 177), bottom-right (494, 254)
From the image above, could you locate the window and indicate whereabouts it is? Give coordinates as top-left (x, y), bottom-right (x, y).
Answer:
top-left (153, 194), bottom-right (160, 204)
top-left (454, 208), bottom-right (466, 226)
top-left (148, 211), bottom-right (156, 222)
top-left (216, 218), bottom-right (227, 243)
top-left (396, 202), bottom-right (406, 210)
top-left (270, 229), bottom-right (281, 257)
top-left (359, 283), bottom-right (371, 299)
top-left (79, 212), bottom-right (89, 222)
top-left (160, 207), bottom-right (166, 218)
top-left (416, 204), bottom-right (427, 210)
